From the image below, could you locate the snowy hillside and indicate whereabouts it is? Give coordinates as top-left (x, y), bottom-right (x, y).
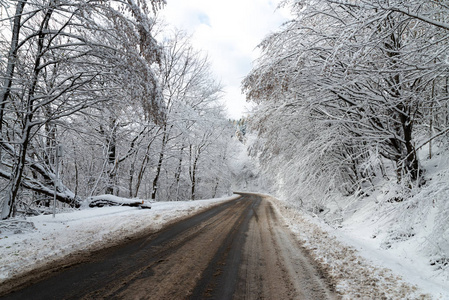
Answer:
top-left (235, 137), bottom-right (449, 298)
top-left (271, 195), bottom-right (449, 299)
top-left (256, 143), bottom-right (449, 299)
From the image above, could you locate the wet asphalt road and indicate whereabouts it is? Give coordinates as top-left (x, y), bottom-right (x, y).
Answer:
top-left (0, 194), bottom-right (336, 299)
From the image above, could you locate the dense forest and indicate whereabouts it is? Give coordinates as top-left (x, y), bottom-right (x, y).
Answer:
top-left (245, 0), bottom-right (449, 209)
top-left (244, 0), bottom-right (449, 270)
top-left (0, 0), bottom-right (237, 219)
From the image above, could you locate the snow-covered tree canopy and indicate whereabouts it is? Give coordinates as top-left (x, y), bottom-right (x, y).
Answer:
top-left (243, 0), bottom-right (449, 210)
top-left (0, 0), bottom-right (236, 219)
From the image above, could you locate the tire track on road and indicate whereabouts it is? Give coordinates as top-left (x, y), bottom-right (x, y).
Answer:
top-left (2, 194), bottom-right (338, 300)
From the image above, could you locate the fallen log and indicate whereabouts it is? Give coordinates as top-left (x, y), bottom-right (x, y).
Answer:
top-left (86, 195), bottom-right (152, 209)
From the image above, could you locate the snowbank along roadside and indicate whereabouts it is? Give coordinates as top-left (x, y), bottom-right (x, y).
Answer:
top-left (0, 195), bottom-right (238, 288)
top-left (267, 194), bottom-right (449, 299)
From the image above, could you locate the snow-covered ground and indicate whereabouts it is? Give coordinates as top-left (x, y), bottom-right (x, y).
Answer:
top-left (1, 189), bottom-right (448, 299)
top-left (241, 134), bottom-right (449, 299)
top-left (269, 195), bottom-right (449, 299)
top-left (0, 195), bottom-right (238, 285)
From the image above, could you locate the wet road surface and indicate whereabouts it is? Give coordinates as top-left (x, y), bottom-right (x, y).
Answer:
top-left (0, 194), bottom-right (337, 299)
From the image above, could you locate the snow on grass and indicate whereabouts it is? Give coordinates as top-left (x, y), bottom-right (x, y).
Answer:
top-left (0, 195), bottom-right (238, 284)
top-left (268, 195), bottom-right (445, 299)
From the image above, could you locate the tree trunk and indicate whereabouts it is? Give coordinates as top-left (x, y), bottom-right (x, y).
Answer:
top-left (0, 1), bottom-right (27, 218)
top-left (400, 109), bottom-right (419, 181)
top-left (151, 128), bottom-right (168, 200)
top-left (134, 142), bottom-right (151, 198)
top-left (151, 143), bottom-right (165, 200)
top-left (2, 125), bottom-right (33, 219)
top-left (0, 0), bottom-right (27, 134)
top-left (2, 4), bottom-right (54, 219)
top-left (105, 118), bottom-right (117, 195)
top-left (190, 158), bottom-right (197, 200)
top-left (189, 145), bottom-right (200, 201)
top-left (172, 145), bottom-right (184, 201)
top-left (384, 21), bottom-right (420, 183)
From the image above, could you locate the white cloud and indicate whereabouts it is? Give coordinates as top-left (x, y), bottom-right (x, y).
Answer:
top-left (159, 0), bottom-right (290, 119)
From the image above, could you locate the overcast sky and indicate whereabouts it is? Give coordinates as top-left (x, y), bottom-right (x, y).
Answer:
top-left (159, 0), bottom-right (290, 119)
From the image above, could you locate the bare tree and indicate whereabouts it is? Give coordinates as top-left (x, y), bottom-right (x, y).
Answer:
top-left (0, 0), bottom-right (165, 218)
